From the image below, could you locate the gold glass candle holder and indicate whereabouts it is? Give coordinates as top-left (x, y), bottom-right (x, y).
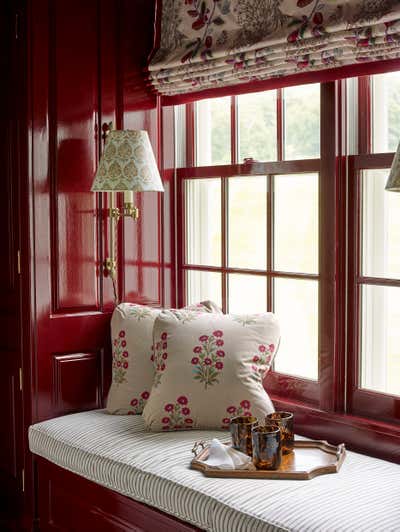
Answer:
top-left (229, 416), bottom-right (258, 456)
top-left (251, 424), bottom-right (282, 470)
top-left (266, 411), bottom-right (294, 454)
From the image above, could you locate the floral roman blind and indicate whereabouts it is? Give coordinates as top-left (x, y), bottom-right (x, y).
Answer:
top-left (148, 0), bottom-right (400, 97)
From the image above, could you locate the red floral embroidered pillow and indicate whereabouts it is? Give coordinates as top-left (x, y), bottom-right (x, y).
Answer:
top-left (106, 301), bottom-right (221, 415)
top-left (142, 311), bottom-right (280, 431)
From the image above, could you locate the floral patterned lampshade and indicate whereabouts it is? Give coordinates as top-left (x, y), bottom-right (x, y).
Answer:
top-left (386, 142), bottom-right (400, 192)
top-left (91, 130), bottom-right (164, 192)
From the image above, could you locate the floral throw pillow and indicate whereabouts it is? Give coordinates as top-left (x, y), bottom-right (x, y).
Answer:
top-left (106, 301), bottom-right (221, 415)
top-left (142, 311), bottom-right (280, 431)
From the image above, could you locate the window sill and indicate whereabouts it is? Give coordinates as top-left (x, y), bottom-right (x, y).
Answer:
top-left (271, 395), bottom-right (400, 464)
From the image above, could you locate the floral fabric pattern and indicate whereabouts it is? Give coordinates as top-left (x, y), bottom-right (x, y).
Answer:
top-left (251, 343), bottom-right (275, 380)
top-left (151, 331), bottom-right (169, 387)
top-left (91, 130), bottom-right (164, 192)
top-left (148, 0), bottom-right (400, 96)
top-left (112, 330), bottom-right (129, 384)
top-left (221, 400), bottom-right (253, 429)
top-left (191, 330), bottom-right (225, 388)
top-left (107, 302), bottom-right (220, 415)
top-left (142, 310), bottom-right (280, 431)
top-left (162, 396), bottom-right (194, 430)
top-left (128, 305), bottom-right (154, 321)
top-left (129, 391), bottom-right (150, 414)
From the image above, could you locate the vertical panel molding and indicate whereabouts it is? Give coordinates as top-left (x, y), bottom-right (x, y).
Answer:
top-left (52, 352), bottom-right (102, 415)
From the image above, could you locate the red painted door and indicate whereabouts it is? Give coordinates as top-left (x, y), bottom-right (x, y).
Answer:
top-left (30, 0), bottom-right (115, 425)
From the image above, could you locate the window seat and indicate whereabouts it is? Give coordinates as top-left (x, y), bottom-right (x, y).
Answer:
top-left (29, 409), bottom-right (400, 532)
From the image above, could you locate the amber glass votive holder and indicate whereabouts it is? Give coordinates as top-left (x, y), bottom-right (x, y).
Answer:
top-left (229, 416), bottom-right (258, 456)
top-left (266, 411), bottom-right (294, 454)
top-left (251, 424), bottom-right (282, 470)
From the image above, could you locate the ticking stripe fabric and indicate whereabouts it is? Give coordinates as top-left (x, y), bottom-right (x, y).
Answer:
top-left (29, 410), bottom-right (400, 532)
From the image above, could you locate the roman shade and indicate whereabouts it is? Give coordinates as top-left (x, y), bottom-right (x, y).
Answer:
top-left (148, 0), bottom-right (400, 98)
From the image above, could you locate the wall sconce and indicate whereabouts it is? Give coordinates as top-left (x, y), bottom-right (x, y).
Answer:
top-left (385, 141), bottom-right (400, 192)
top-left (91, 128), bottom-right (164, 301)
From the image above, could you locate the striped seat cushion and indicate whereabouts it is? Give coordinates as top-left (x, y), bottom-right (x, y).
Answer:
top-left (29, 410), bottom-right (400, 532)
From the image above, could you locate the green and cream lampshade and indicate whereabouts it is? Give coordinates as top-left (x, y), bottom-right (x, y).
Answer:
top-left (386, 141), bottom-right (400, 192)
top-left (91, 130), bottom-right (164, 192)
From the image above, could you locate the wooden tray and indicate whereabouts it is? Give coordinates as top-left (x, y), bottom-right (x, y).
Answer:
top-left (191, 440), bottom-right (346, 480)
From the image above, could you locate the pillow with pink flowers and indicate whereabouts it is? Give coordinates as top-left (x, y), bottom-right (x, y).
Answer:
top-left (106, 301), bottom-right (221, 415)
top-left (142, 311), bottom-right (280, 431)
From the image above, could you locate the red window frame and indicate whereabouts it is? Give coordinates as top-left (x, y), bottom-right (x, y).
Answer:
top-left (169, 76), bottom-right (400, 463)
top-left (345, 76), bottom-right (400, 424)
top-left (177, 83), bottom-right (336, 411)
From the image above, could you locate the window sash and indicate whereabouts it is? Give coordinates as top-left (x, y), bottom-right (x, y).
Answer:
top-left (175, 79), bottom-right (400, 426)
top-left (347, 154), bottom-right (400, 423)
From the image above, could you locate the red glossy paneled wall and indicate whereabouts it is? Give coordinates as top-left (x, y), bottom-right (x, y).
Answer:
top-left (6, 0), bottom-right (170, 524)
top-left (28, 0), bottom-right (166, 425)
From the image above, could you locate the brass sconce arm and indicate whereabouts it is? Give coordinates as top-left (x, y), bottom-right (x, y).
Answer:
top-left (123, 203), bottom-right (139, 220)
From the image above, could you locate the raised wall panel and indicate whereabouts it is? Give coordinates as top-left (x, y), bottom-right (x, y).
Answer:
top-left (50, 0), bottom-right (100, 313)
top-left (52, 352), bottom-right (102, 415)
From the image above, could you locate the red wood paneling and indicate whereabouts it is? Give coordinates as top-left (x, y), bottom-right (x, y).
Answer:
top-left (28, 0), bottom-right (161, 422)
top-left (50, 0), bottom-right (100, 312)
top-left (52, 352), bottom-right (102, 416)
top-left (24, 0), bottom-right (163, 526)
top-left (37, 457), bottom-right (199, 532)
top-left (30, 0), bottom-right (109, 425)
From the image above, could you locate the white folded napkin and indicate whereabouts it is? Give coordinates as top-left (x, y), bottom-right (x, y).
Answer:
top-left (198, 438), bottom-right (256, 470)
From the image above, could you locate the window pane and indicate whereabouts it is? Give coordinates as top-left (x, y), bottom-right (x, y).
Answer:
top-left (372, 71), bottom-right (400, 153)
top-left (228, 274), bottom-right (267, 314)
top-left (186, 270), bottom-right (222, 309)
top-left (362, 169), bottom-right (400, 279)
top-left (196, 97), bottom-right (231, 166)
top-left (228, 176), bottom-right (267, 269)
top-left (274, 174), bottom-right (318, 274)
top-left (185, 179), bottom-right (221, 267)
top-left (361, 285), bottom-right (400, 397)
top-left (238, 91), bottom-right (277, 162)
top-left (273, 278), bottom-right (318, 380)
top-left (284, 84), bottom-right (320, 160)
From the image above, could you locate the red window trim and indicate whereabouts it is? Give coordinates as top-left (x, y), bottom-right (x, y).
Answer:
top-left (171, 78), bottom-right (400, 464)
top-left (272, 395), bottom-right (400, 464)
top-left (178, 83), bottom-right (335, 409)
top-left (347, 153), bottom-right (400, 424)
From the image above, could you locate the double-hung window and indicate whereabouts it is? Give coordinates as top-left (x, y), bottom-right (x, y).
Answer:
top-left (171, 72), bottom-right (400, 452)
top-left (347, 72), bottom-right (400, 424)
